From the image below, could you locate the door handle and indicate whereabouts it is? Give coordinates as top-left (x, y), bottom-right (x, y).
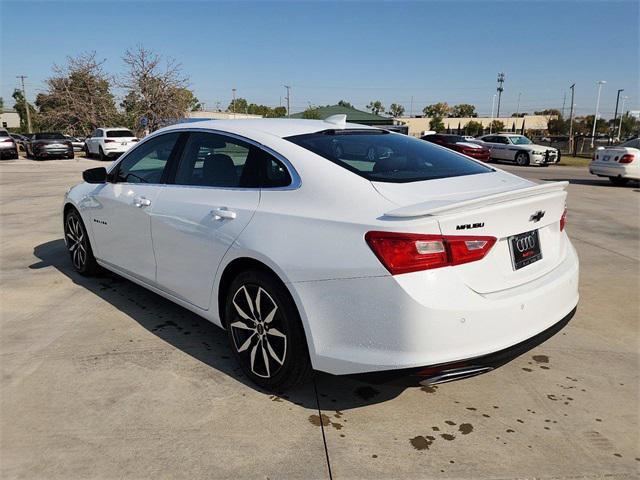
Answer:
top-left (211, 207), bottom-right (237, 220)
top-left (133, 196), bottom-right (151, 208)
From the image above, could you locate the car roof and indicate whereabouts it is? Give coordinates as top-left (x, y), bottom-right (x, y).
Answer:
top-left (157, 118), bottom-right (379, 139)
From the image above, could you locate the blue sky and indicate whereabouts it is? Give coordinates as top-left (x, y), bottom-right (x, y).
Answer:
top-left (1, 0), bottom-right (638, 118)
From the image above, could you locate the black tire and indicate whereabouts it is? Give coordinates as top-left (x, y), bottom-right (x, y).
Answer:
top-left (99, 146), bottom-right (106, 162)
top-left (66, 152), bottom-right (75, 159)
top-left (84, 145), bottom-right (91, 158)
top-left (225, 269), bottom-right (313, 391)
top-left (515, 151), bottom-right (530, 166)
top-left (609, 176), bottom-right (629, 186)
top-left (64, 209), bottom-right (99, 276)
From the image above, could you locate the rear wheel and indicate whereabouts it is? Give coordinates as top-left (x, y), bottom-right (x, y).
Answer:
top-left (225, 270), bottom-right (312, 391)
top-left (66, 152), bottom-right (74, 159)
top-left (515, 151), bottom-right (530, 166)
top-left (99, 146), bottom-right (106, 161)
top-left (64, 209), bottom-right (99, 275)
top-left (609, 176), bottom-right (629, 186)
top-left (84, 144), bottom-right (91, 158)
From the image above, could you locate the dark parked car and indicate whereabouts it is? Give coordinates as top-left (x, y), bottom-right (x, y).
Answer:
top-left (421, 134), bottom-right (491, 162)
top-left (26, 132), bottom-right (74, 160)
top-left (9, 133), bottom-right (29, 151)
top-left (0, 129), bottom-right (19, 159)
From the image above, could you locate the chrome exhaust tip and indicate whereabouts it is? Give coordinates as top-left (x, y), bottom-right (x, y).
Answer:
top-left (419, 366), bottom-right (494, 386)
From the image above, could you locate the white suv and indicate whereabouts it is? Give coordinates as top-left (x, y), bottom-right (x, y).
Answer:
top-left (478, 134), bottom-right (559, 166)
top-left (85, 128), bottom-right (138, 160)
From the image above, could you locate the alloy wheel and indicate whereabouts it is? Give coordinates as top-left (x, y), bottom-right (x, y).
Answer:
top-left (65, 214), bottom-right (87, 270)
top-left (229, 284), bottom-right (287, 378)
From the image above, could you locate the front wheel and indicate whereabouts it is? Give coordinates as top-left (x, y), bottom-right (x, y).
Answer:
top-left (515, 151), bottom-right (530, 166)
top-left (225, 270), bottom-right (312, 391)
top-left (64, 209), bottom-right (99, 275)
top-left (609, 176), bottom-right (629, 186)
top-left (84, 145), bottom-right (91, 158)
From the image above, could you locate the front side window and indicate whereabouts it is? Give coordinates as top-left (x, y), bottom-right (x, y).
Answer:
top-left (115, 132), bottom-right (180, 184)
top-left (508, 135), bottom-right (532, 145)
top-left (286, 130), bottom-right (492, 183)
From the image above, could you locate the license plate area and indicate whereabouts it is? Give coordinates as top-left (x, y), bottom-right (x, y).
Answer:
top-left (508, 229), bottom-right (542, 270)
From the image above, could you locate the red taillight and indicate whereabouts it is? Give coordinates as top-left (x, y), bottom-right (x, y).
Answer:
top-left (365, 231), bottom-right (496, 275)
top-left (2, 138), bottom-right (13, 143)
top-left (104, 139), bottom-right (116, 143)
top-left (560, 208), bottom-right (567, 231)
top-left (619, 154), bottom-right (635, 164)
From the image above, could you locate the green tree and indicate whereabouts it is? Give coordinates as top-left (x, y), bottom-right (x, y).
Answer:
top-left (423, 102), bottom-right (450, 118)
top-left (268, 106), bottom-right (287, 118)
top-left (574, 115), bottom-right (608, 135)
top-left (228, 97), bottom-right (248, 113)
top-left (337, 100), bottom-right (353, 108)
top-left (489, 120), bottom-right (505, 132)
top-left (387, 103), bottom-right (405, 117)
top-left (12, 89), bottom-right (38, 132)
top-left (451, 103), bottom-right (476, 118)
top-left (176, 89), bottom-right (201, 111)
top-left (429, 116), bottom-right (445, 132)
top-left (0, 97), bottom-right (3, 110)
top-left (36, 51), bottom-right (118, 135)
top-left (464, 120), bottom-right (483, 136)
top-left (511, 112), bottom-right (527, 117)
top-left (302, 106), bottom-right (321, 119)
top-left (547, 115), bottom-right (569, 135)
top-left (366, 100), bottom-right (385, 115)
top-left (534, 109), bottom-right (561, 116)
top-left (616, 113), bottom-right (640, 138)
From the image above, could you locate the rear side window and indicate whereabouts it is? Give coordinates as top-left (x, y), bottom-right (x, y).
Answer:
top-left (107, 130), bottom-right (135, 138)
top-left (286, 130), bottom-right (492, 183)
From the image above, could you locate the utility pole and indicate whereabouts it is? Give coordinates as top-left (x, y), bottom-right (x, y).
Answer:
top-left (611, 88), bottom-right (624, 141)
top-left (489, 94), bottom-right (497, 133)
top-left (231, 88), bottom-right (237, 117)
top-left (410, 95), bottom-right (414, 117)
top-left (561, 92), bottom-right (567, 118)
top-left (496, 72), bottom-right (505, 118)
top-left (284, 85), bottom-right (291, 118)
top-left (617, 96), bottom-right (628, 140)
top-left (516, 92), bottom-right (522, 117)
top-left (16, 75), bottom-right (32, 133)
top-left (591, 80), bottom-right (606, 148)
top-left (568, 83), bottom-right (576, 153)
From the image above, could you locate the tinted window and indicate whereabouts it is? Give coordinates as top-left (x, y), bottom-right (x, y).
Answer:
top-left (287, 130), bottom-right (492, 183)
top-left (174, 132), bottom-right (258, 188)
top-left (0, 130), bottom-right (10, 138)
top-left (620, 138), bottom-right (640, 148)
top-left (115, 133), bottom-right (180, 184)
top-left (107, 130), bottom-right (135, 138)
top-left (34, 133), bottom-right (65, 140)
top-left (261, 150), bottom-right (292, 187)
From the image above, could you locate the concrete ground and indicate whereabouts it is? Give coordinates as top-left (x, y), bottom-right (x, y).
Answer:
top-left (1, 157), bottom-right (638, 479)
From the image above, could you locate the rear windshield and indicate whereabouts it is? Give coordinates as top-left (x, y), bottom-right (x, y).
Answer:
top-left (286, 130), bottom-right (492, 183)
top-left (0, 130), bottom-right (10, 138)
top-left (107, 130), bottom-right (135, 138)
top-left (35, 133), bottom-right (65, 140)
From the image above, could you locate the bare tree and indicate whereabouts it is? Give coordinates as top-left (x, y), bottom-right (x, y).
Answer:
top-left (119, 45), bottom-right (194, 131)
top-left (36, 52), bottom-right (118, 134)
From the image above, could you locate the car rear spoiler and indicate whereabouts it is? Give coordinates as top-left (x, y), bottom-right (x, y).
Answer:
top-left (384, 181), bottom-right (569, 218)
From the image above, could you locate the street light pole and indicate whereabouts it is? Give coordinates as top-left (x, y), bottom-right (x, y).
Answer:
top-left (590, 80), bottom-right (606, 148)
top-left (231, 88), bottom-right (236, 117)
top-left (16, 75), bottom-right (32, 133)
top-left (611, 88), bottom-right (624, 141)
top-left (617, 96), bottom-right (628, 140)
top-left (516, 92), bottom-right (522, 117)
top-left (568, 83), bottom-right (575, 153)
top-left (496, 72), bottom-right (505, 118)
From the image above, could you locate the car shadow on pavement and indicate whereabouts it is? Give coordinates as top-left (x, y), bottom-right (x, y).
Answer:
top-left (31, 239), bottom-right (411, 411)
top-left (542, 177), bottom-right (640, 188)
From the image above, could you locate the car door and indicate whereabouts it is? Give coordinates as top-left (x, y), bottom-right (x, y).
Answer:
top-left (87, 132), bottom-right (183, 282)
top-left (150, 131), bottom-right (263, 309)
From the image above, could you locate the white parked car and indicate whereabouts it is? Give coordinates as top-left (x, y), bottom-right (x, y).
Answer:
top-left (589, 137), bottom-right (640, 185)
top-left (84, 127), bottom-right (138, 160)
top-left (63, 117), bottom-right (579, 390)
top-left (478, 134), bottom-right (559, 166)
top-left (64, 135), bottom-right (85, 152)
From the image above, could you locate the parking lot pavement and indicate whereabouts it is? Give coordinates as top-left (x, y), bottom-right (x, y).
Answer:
top-left (1, 158), bottom-right (638, 479)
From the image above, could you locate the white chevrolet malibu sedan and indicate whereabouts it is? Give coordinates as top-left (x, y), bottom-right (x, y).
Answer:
top-left (63, 117), bottom-right (579, 390)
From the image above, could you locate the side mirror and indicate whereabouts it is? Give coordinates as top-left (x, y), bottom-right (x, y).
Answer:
top-left (83, 167), bottom-right (107, 184)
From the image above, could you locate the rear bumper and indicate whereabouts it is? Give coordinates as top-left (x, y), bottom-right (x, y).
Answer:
top-left (292, 239), bottom-right (579, 376)
top-left (589, 162), bottom-right (640, 180)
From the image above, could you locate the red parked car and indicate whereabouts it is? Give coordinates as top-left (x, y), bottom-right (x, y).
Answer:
top-left (421, 134), bottom-right (491, 162)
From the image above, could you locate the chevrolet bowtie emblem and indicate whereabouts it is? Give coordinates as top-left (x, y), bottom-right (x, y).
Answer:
top-left (529, 210), bottom-right (545, 223)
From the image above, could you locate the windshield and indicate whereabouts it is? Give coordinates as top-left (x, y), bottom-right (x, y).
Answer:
top-left (35, 133), bottom-right (65, 140)
top-left (508, 135), bottom-right (532, 145)
top-left (107, 130), bottom-right (135, 138)
top-left (286, 130), bottom-right (492, 183)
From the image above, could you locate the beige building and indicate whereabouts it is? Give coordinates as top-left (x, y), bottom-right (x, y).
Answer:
top-left (187, 111), bottom-right (262, 120)
top-left (1, 110), bottom-right (20, 129)
top-left (394, 115), bottom-right (555, 137)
